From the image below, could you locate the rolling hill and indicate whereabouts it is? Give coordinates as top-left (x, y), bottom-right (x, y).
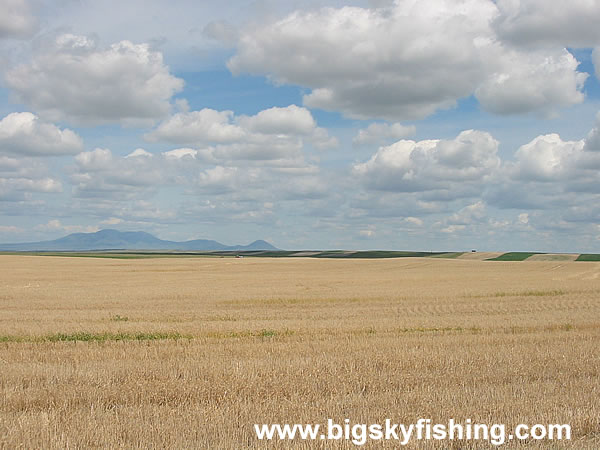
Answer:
top-left (0, 229), bottom-right (279, 252)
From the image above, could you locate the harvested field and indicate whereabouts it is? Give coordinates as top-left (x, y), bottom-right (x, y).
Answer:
top-left (457, 251), bottom-right (504, 260)
top-left (1, 255), bottom-right (599, 448)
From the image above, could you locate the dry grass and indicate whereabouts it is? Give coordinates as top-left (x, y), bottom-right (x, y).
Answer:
top-left (1, 255), bottom-right (599, 448)
top-left (457, 252), bottom-right (504, 260)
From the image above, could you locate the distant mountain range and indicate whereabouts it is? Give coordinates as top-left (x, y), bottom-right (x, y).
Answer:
top-left (0, 229), bottom-right (279, 252)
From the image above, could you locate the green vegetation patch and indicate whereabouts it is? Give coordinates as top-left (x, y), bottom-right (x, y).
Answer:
top-left (0, 331), bottom-right (190, 343)
top-left (576, 254), bottom-right (600, 261)
top-left (396, 326), bottom-right (482, 334)
top-left (314, 250), bottom-right (448, 259)
top-left (486, 252), bottom-right (541, 261)
top-left (206, 329), bottom-right (295, 339)
top-left (110, 315), bottom-right (129, 322)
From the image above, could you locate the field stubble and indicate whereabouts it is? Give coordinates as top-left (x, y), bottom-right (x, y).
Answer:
top-left (1, 255), bottom-right (599, 448)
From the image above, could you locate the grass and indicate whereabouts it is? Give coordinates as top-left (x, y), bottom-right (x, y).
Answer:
top-left (486, 252), bottom-right (542, 261)
top-left (0, 331), bottom-right (189, 343)
top-left (396, 326), bottom-right (482, 333)
top-left (206, 329), bottom-right (294, 339)
top-left (110, 314), bottom-right (129, 322)
top-left (1, 255), bottom-right (599, 448)
top-left (577, 253), bottom-right (600, 261)
top-left (490, 289), bottom-right (567, 297)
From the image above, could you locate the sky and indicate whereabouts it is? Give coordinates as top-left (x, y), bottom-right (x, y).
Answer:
top-left (1, 0), bottom-right (600, 252)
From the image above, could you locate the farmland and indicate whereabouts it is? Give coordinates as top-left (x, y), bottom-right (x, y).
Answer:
top-left (1, 255), bottom-right (599, 448)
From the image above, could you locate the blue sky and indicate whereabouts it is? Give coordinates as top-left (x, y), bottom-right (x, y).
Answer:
top-left (1, 0), bottom-right (600, 251)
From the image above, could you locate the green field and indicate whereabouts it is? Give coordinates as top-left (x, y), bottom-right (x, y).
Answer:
top-left (2, 250), bottom-right (597, 262)
top-left (576, 254), bottom-right (600, 261)
top-left (486, 252), bottom-right (541, 261)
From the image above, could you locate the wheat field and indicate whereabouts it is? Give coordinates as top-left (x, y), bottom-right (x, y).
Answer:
top-left (1, 255), bottom-right (599, 448)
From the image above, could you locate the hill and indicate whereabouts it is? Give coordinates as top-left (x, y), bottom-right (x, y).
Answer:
top-left (0, 229), bottom-right (279, 252)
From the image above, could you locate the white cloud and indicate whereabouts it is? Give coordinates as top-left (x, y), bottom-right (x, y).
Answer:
top-left (72, 148), bottom-right (165, 199)
top-left (125, 148), bottom-right (153, 158)
top-left (353, 130), bottom-right (500, 194)
top-left (447, 201), bottom-right (486, 225)
top-left (0, 0), bottom-right (36, 39)
top-left (228, 0), bottom-right (587, 120)
top-left (162, 148), bottom-right (198, 159)
top-left (488, 116), bottom-right (600, 213)
top-left (5, 34), bottom-right (184, 125)
top-left (493, 0), bottom-right (600, 48)
top-left (0, 155), bottom-right (62, 202)
top-left (196, 166), bottom-right (239, 194)
top-left (475, 48), bottom-right (587, 116)
top-left (353, 122), bottom-right (416, 146)
top-left (510, 134), bottom-right (583, 181)
top-left (239, 105), bottom-right (316, 135)
top-left (0, 176), bottom-right (62, 200)
top-left (75, 148), bottom-right (114, 171)
top-left (404, 217), bottom-right (423, 227)
top-left (148, 105), bottom-right (336, 162)
top-left (147, 109), bottom-right (245, 145)
top-left (0, 112), bottom-right (83, 156)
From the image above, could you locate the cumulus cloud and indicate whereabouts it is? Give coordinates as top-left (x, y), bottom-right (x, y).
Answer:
top-left (505, 123), bottom-right (600, 194)
top-left (0, 155), bottom-right (62, 202)
top-left (353, 122), bottom-right (416, 146)
top-left (72, 148), bottom-right (164, 198)
top-left (75, 148), bottom-right (114, 172)
top-left (125, 148), bottom-right (153, 158)
top-left (585, 112), bottom-right (600, 152)
top-left (446, 201), bottom-right (486, 225)
top-left (64, 136), bottom-right (335, 233)
top-left (162, 148), bottom-right (198, 160)
top-left (5, 34), bottom-right (184, 125)
top-left (228, 0), bottom-right (588, 120)
top-left (0, 112), bottom-right (83, 156)
top-left (594, 48), bottom-right (600, 81)
top-left (146, 109), bottom-right (245, 145)
top-left (148, 104), bottom-right (331, 144)
top-left (493, 0), bottom-right (600, 48)
top-left (353, 130), bottom-right (500, 195)
top-left (147, 104), bottom-right (337, 162)
top-left (238, 105), bottom-right (316, 135)
top-left (0, 0), bottom-right (37, 39)
top-left (488, 115), bottom-right (600, 214)
top-left (510, 134), bottom-right (585, 182)
top-left (475, 49), bottom-right (587, 116)
top-left (404, 217), bottom-right (424, 227)
top-left (0, 176), bottom-right (61, 194)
